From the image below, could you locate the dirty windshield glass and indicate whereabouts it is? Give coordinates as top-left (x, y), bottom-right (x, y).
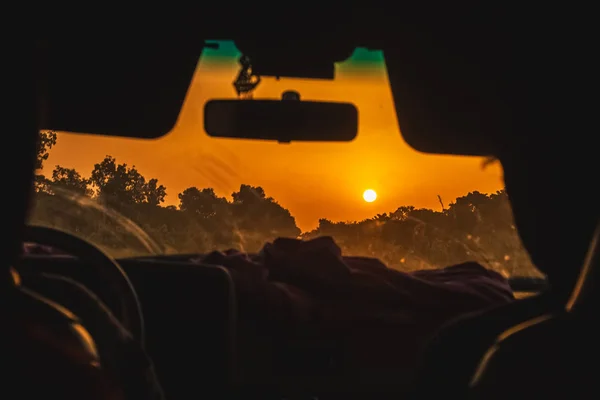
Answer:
top-left (28, 40), bottom-right (540, 278)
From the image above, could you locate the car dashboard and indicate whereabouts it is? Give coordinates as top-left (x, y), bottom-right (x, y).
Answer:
top-left (15, 253), bottom-right (548, 398)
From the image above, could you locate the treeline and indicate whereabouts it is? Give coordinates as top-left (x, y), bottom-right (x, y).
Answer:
top-left (30, 131), bottom-right (539, 277)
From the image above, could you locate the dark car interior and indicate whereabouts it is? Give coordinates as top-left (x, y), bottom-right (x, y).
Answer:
top-left (4, 20), bottom-right (597, 399)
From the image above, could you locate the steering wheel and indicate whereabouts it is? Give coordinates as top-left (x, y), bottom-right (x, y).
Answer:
top-left (21, 225), bottom-right (145, 346)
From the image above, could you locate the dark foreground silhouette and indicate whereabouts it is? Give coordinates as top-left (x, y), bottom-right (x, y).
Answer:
top-left (23, 235), bottom-right (513, 387)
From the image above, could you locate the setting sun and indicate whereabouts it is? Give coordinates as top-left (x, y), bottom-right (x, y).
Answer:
top-left (363, 189), bottom-right (377, 203)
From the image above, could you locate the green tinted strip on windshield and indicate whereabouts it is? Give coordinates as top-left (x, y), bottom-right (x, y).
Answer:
top-left (201, 40), bottom-right (385, 77)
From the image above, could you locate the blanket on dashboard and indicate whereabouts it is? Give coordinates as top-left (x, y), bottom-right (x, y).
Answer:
top-left (193, 236), bottom-right (515, 380)
top-left (195, 236), bottom-right (513, 323)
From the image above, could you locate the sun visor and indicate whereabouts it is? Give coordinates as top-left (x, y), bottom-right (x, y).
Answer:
top-left (39, 37), bottom-right (203, 139)
top-left (384, 25), bottom-right (515, 157)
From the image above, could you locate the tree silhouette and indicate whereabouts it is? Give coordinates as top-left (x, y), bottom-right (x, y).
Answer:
top-left (231, 184), bottom-right (301, 239)
top-left (448, 191), bottom-right (491, 233)
top-left (178, 187), bottom-right (228, 218)
top-left (33, 130), bottom-right (59, 193)
top-left (50, 165), bottom-right (93, 196)
top-left (90, 156), bottom-right (166, 206)
top-left (390, 206), bottom-right (415, 221)
top-left (144, 178), bottom-right (167, 206)
top-left (232, 184), bottom-right (266, 204)
top-left (36, 130), bottom-right (57, 170)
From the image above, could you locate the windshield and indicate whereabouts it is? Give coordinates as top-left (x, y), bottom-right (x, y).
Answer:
top-left (28, 40), bottom-right (540, 278)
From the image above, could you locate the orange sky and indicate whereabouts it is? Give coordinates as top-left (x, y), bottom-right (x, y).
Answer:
top-left (44, 45), bottom-right (504, 232)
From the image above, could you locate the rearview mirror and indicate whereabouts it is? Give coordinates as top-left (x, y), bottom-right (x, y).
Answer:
top-left (204, 99), bottom-right (358, 142)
